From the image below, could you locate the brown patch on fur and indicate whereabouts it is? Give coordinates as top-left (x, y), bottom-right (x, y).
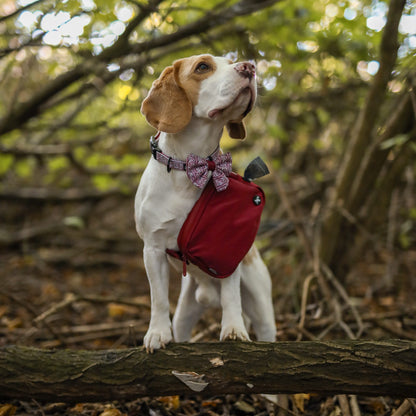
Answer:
top-left (141, 55), bottom-right (218, 133)
top-left (141, 65), bottom-right (192, 133)
top-left (175, 55), bottom-right (217, 106)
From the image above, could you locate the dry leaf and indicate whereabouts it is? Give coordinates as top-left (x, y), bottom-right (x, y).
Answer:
top-left (6, 317), bottom-right (23, 330)
top-left (202, 399), bottom-right (222, 408)
top-left (41, 282), bottom-right (61, 300)
top-left (235, 400), bottom-right (256, 413)
top-left (0, 305), bottom-right (9, 319)
top-left (293, 393), bottom-right (311, 413)
top-left (0, 404), bottom-right (17, 416)
top-left (157, 396), bottom-right (180, 410)
top-left (209, 357), bottom-right (225, 367)
top-left (108, 303), bottom-right (130, 317)
top-left (100, 408), bottom-right (125, 416)
top-left (172, 370), bottom-right (209, 392)
top-left (329, 406), bottom-right (342, 416)
top-left (70, 403), bottom-right (85, 414)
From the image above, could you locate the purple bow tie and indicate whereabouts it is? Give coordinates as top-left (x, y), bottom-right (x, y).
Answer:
top-left (186, 152), bottom-right (232, 192)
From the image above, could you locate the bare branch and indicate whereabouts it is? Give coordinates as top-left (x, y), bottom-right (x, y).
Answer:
top-left (0, 186), bottom-right (134, 201)
top-left (0, 0), bottom-right (281, 137)
top-left (0, 0), bottom-right (48, 23)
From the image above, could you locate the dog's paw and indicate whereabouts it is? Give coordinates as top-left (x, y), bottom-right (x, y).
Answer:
top-left (143, 326), bottom-right (172, 353)
top-left (220, 325), bottom-right (250, 342)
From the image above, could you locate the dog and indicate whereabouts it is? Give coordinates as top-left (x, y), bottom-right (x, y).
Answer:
top-left (135, 54), bottom-right (276, 352)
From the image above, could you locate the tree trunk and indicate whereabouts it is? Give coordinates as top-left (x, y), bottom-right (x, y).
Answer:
top-left (1, 340), bottom-right (415, 402)
top-left (317, 0), bottom-right (408, 280)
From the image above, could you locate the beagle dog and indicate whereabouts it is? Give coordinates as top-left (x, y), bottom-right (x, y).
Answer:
top-left (135, 54), bottom-right (276, 352)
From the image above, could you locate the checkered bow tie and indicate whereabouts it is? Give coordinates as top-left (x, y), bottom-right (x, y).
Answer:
top-left (186, 152), bottom-right (232, 192)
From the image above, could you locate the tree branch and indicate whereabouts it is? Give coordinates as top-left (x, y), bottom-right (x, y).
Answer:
top-left (1, 340), bottom-right (415, 401)
top-left (0, 0), bottom-right (281, 137)
top-left (131, 0), bottom-right (281, 56)
top-left (336, 0), bottom-right (406, 203)
top-left (0, 187), bottom-right (134, 201)
top-left (0, 0), bottom-right (47, 23)
top-left (348, 92), bottom-right (414, 215)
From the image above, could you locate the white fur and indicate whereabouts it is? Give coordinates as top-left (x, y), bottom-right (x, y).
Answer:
top-left (135, 55), bottom-right (276, 352)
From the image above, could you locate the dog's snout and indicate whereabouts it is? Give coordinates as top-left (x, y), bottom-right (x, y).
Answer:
top-left (234, 62), bottom-right (256, 80)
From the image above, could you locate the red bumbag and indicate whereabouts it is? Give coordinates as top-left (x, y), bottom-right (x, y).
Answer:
top-left (166, 172), bottom-right (265, 278)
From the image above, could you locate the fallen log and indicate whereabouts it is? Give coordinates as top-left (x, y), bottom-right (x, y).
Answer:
top-left (0, 340), bottom-right (415, 402)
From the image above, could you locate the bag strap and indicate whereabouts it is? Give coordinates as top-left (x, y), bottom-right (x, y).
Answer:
top-left (166, 249), bottom-right (188, 276)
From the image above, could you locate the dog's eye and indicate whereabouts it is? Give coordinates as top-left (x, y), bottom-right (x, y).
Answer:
top-left (195, 62), bottom-right (210, 73)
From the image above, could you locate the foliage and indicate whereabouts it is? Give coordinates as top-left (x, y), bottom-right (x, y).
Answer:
top-left (0, 0), bottom-right (415, 280)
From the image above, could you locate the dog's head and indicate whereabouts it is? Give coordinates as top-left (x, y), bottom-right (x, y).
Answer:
top-left (141, 54), bottom-right (257, 139)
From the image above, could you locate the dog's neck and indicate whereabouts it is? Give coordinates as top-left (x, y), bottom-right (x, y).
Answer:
top-left (158, 117), bottom-right (225, 161)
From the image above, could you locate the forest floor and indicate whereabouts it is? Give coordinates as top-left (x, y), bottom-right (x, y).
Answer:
top-left (1, 198), bottom-right (416, 416)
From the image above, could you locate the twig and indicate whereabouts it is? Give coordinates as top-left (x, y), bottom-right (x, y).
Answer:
top-left (333, 300), bottom-right (356, 340)
top-left (34, 293), bottom-right (78, 324)
top-left (384, 188), bottom-right (399, 288)
top-left (271, 171), bottom-right (313, 262)
top-left (336, 203), bottom-right (375, 243)
top-left (77, 294), bottom-right (150, 310)
top-left (320, 263), bottom-right (364, 338)
top-left (295, 326), bottom-right (317, 341)
top-left (31, 399), bottom-right (46, 416)
top-left (391, 399), bottom-right (413, 416)
top-left (337, 395), bottom-right (351, 416)
top-left (349, 395), bottom-right (361, 416)
top-left (34, 293), bottom-right (150, 325)
top-left (271, 168), bottom-right (365, 341)
top-left (271, 397), bottom-right (297, 416)
top-left (0, 289), bottom-right (66, 346)
top-left (276, 394), bottom-right (292, 416)
top-left (41, 322), bottom-right (147, 348)
top-left (0, 187), bottom-right (134, 201)
top-left (190, 322), bottom-right (220, 342)
top-left (20, 319), bottom-right (147, 348)
top-left (317, 319), bottom-right (339, 340)
top-left (375, 320), bottom-right (416, 341)
top-left (297, 273), bottom-right (317, 340)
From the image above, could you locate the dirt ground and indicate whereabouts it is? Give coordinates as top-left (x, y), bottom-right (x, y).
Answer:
top-left (1, 197), bottom-right (416, 415)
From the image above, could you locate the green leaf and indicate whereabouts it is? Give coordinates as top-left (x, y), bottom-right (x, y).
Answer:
top-left (379, 134), bottom-right (409, 150)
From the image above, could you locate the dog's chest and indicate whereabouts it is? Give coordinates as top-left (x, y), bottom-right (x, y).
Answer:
top-left (135, 161), bottom-right (202, 248)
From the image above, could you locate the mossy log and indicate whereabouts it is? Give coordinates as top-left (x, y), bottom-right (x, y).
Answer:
top-left (1, 340), bottom-right (415, 402)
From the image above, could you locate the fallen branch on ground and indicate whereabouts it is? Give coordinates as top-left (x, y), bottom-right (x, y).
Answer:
top-left (1, 340), bottom-right (415, 402)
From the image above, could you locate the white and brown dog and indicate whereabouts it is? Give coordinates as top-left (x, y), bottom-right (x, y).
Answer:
top-left (135, 54), bottom-right (276, 352)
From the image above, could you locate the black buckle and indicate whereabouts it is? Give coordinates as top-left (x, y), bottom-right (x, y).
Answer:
top-left (167, 157), bottom-right (172, 173)
top-left (150, 135), bottom-right (160, 160)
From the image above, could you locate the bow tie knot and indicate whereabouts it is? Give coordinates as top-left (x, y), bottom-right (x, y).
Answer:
top-left (186, 153), bottom-right (232, 192)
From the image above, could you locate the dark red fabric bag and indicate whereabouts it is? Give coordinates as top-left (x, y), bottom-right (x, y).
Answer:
top-left (166, 172), bottom-right (265, 278)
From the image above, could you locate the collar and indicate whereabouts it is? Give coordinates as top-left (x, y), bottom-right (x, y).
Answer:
top-left (150, 132), bottom-right (221, 173)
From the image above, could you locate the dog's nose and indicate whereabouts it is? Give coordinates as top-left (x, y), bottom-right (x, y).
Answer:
top-left (234, 62), bottom-right (256, 80)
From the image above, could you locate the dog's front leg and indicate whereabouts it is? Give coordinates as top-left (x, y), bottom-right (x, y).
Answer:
top-left (219, 267), bottom-right (250, 342)
top-left (143, 246), bottom-right (172, 352)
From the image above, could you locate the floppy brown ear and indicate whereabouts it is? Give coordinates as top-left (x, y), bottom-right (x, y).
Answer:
top-left (141, 64), bottom-right (192, 133)
top-left (226, 121), bottom-right (246, 139)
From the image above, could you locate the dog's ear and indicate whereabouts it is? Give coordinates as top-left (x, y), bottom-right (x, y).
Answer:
top-left (141, 62), bottom-right (192, 133)
top-left (226, 121), bottom-right (246, 140)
